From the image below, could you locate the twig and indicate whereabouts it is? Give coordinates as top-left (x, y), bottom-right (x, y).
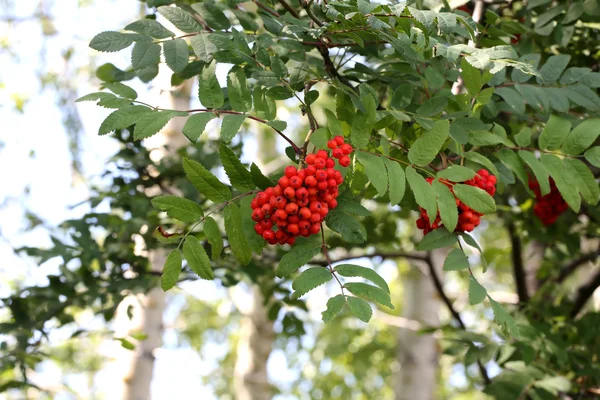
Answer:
top-left (424, 252), bottom-right (491, 385)
top-left (317, 46), bottom-right (357, 93)
top-left (309, 251), bottom-right (429, 266)
top-left (557, 250), bottom-right (600, 283)
top-left (302, 0), bottom-right (324, 26)
top-left (570, 269), bottom-right (600, 318)
top-left (508, 223), bottom-right (529, 303)
top-left (321, 226), bottom-right (346, 296)
top-left (253, 0), bottom-right (280, 17)
top-left (277, 0), bottom-right (300, 18)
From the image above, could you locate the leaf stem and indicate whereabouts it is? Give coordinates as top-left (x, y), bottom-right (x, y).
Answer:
top-left (321, 225), bottom-right (346, 296)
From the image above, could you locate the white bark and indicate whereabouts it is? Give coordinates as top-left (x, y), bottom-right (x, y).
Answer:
top-left (111, 78), bottom-right (193, 400)
top-left (395, 250), bottom-right (445, 400)
top-left (232, 286), bottom-right (275, 400)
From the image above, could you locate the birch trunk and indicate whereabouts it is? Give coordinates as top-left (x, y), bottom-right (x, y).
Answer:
top-left (111, 79), bottom-right (192, 400)
top-left (395, 250), bottom-right (444, 400)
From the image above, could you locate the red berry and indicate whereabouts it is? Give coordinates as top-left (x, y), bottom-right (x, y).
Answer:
top-left (261, 203), bottom-right (273, 216)
top-left (341, 143), bottom-right (353, 155)
top-left (314, 158), bottom-right (327, 169)
top-left (286, 236), bottom-right (296, 245)
top-left (316, 150), bottom-right (329, 159)
top-left (317, 181), bottom-right (329, 191)
top-left (256, 192), bottom-right (268, 206)
top-left (296, 187), bottom-right (308, 199)
top-left (315, 170), bottom-right (327, 181)
top-left (297, 169), bottom-right (306, 180)
top-left (252, 209), bottom-right (265, 222)
top-left (254, 223), bottom-right (264, 235)
top-left (339, 156), bottom-right (351, 167)
top-left (325, 158), bottom-right (335, 168)
top-left (328, 199), bottom-right (338, 209)
top-left (305, 154), bottom-right (316, 165)
top-left (334, 135), bottom-right (345, 145)
top-left (310, 213), bottom-right (322, 223)
top-left (305, 175), bottom-right (317, 187)
top-left (327, 178), bottom-right (337, 188)
top-left (288, 215), bottom-right (299, 224)
top-left (327, 140), bottom-right (338, 149)
top-left (299, 207), bottom-right (312, 219)
top-left (290, 176), bottom-right (303, 189)
top-left (309, 201), bottom-right (322, 214)
top-left (284, 187), bottom-right (296, 199)
top-left (287, 223), bottom-right (299, 235)
top-left (274, 196), bottom-right (287, 209)
top-left (308, 187), bottom-right (319, 197)
top-left (305, 165), bottom-right (316, 176)
top-left (278, 176), bottom-right (290, 188)
top-left (284, 166), bottom-right (297, 178)
top-left (263, 230), bottom-right (275, 241)
top-left (332, 148), bottom-right (343, 159)
top-left (274, 209), bottom-right (288, 220)
top-left (309, 223), bottom-right (321, 234)
top-left (298, 220), bottom-right (310, 230)
top-left (251, 198), bottom-right (259, 210)
top-left (273, 185), bottom-right (283, 196)
top-left (259, 220), bottom-right (272, 230)
top-left (285, 202), bottom-right (298, 215)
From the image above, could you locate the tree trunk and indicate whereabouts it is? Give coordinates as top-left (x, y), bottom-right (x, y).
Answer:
top-left (232, 286), bottom-right (275, 400)
top-left (395, 250), bottom-right (444, 400)
top-left (111, 77), bottom-right (192, 400)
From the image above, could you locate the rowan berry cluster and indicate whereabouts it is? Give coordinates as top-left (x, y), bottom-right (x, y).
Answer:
top-left (250, 136), bottom-right (353, 245)
top-left (529, 178), bottom-right (568, 225)
top-left (416, 169), bottom-right (497, 234)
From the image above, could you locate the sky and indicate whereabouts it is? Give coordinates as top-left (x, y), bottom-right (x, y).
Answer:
top-left (0, 1), bottom-right (492, 398)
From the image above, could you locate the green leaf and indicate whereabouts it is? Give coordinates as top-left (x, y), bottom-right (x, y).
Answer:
top-left (190, 33), bottom-right (217, 63)
top-left (101, 82), bottom-right (137, 100)
top-left (345, 282), bottom-right (394, 309)
top-left (518, 151), bottom-right (550, 196)
top-left (309, 127), bottom-right (330, 149)
top-left (232, 9), bottom-right (259, 31)
top-left (489, 297), bottom-right (519, 337)
top-left (163, 39), bottom-right (189, 73)
top-left (533, 377), bottom-right (571, 394)
top-left (183, 236), bottom-right (214, 280)
top-left (291, 268), bottom-right (332, 299)
top-left (437, 166), bottom-right (476, 182)
top-left (408, 120), bottom-right (450, 167)
top-left (158, 6), bottom-right (204, 33)
top-left (99, 105), bottom-right (152, 135)
top-left (464, 152), bottom-right (499, 177)
top-left (224, 203), bottom-right (252, 265)
top-left (356, 152), bottom-right (388, 196)
top-left (250, 163), bottom-right (275, 189)
top-left (540, 154), bottom-right (581, 212)
top-left (324, 109), bottom-right (343, 137)
top-left (325, 210), bottom-right (367, 243)
top-left (131, 41), bottom-right (161, 70)
top-left (125, 19), bottom-right (174, 39)
top-left (161, 250), bottom-right (182, 291)
top-left (153, 227), bottom-right (183, 244)
top-left (76, 92), bottom-right (114, 103)
top-left (565, 85), bottom-right (600, 111)
top-left (335, 264), bottom-right (389, 293)
top-left (564, 159), bottom-right (599, 205)
top-left (321, 295), bottom-right (346, 323)
top-left (151, 195), bottom-right (204, 223)
top-left (560, 119), bottom-right (600, 155)
top-left (417, 228), bottom-right (457, 251)
top-left (276, 241), bottom-right (322, 277)
top-left (494, 149), bottom-right (530, 191)
top-left (240, 197), bottom-right (265, 254)
top-left (182, 157), bottom-right (232, 202)
top-left (406, 167), bottom-right (437, 222)
top-left (182, 113), bottom-right (214, 142)
top-left (218, 114), bottom-right (246, 143)
top-left (469, 276), bottom-right (487, 305)
top-left (199, 61), bottom-right (224, 109)
top-left (584, 147), bottom-right (600, 168)
top-left (495, 87), bottom-right (525, 114)
top-left (416, 97), bottom-right (448, 117)
top-left (514, 127), bottom-right (532, 147)
top-left (443, 248), bottom-right (469, 271)
top-left (253, 87), bottom-right (276, 120)
top-left (227, 67), bottom-right (252, 112)
top-left (433, 180), bottom-right (458, 232)
top-left (219, 144), bottom-right (254, 192)
top-left (511, 54), bottom-right (541, 83)
top-left (350, 113), bottom-right (370, 149)
top-left (89, 31), bottom-right (134, 52)
top-left (537, 54), bottom-right (571, 85)
top-left (453, 184), bottom-right (496, 214)
top-left (468, 131), bottom-right (514, 147)
top-left (461, 58), bottom-right (482, 95)
top-left (347, 296), bottom-right (372, 322)
top-left (382, 158), bottom-right (405, 205)
top-left (203, 217), bottom-right (223, 261)
top-left (133, 110), bottom-right (185, 140)
top-left (539, 115), bottom-right (571, 151)
top-left (191, 3), bottom-right (231, 30)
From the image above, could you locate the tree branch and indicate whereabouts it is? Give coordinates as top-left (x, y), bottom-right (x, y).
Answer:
top-left (508, 223), bottom-right (529, 303)
top-left (557, 249), bottom-right (600, 283)
top-left (301, 0), bottom-right (324, 26)
top-left (317, 46), bottom-right (357, 93)
top-left (253, 0), bottom-right (280, 17)
top-left (570, 269), bottom-right (600, 318)
top-left (277, 0), bottom-right (300, 18)
top-left (308, 251), bottom-right (428, 266)
top-left (424, 252), bottom-right (491, 385)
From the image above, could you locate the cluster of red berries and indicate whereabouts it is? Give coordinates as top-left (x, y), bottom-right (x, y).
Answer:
top-left (250, 136), bottom-right (353, 245)
top-left (529, 178), bottom-right (568, 225)
top-left (416, 169), bottom-right (497, 234)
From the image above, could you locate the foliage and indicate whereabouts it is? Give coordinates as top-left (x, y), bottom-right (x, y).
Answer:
top-left (3, 0), bottom-right (600, 397)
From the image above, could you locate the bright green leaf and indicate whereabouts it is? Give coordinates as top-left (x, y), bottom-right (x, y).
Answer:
top-left (161, 249), bottom-right (182, 291)
top-left (291, 268), bottom-right (332, 299)
top-left (182, 157), bottom-right (232, 202)
top-left (408, 120), bottom-right (450, 167)
top-left (417, 228), bottom-right (457, 251)
top-left (444, 248), bottom-right (470, 271)
top-left (335, 264), bottom-right (390, 293)
top-left (224, 203), bottom-right (252, 265)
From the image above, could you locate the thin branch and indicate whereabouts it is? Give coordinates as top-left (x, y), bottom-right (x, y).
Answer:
top-left (424, 252), bottom-right (491, 385)
top-left (317, 46), bottom-right (357, 93)
top-left (308, 251), bottom-right (429, 266)
top-left (570, 269), bottom-right (600, 318)
top-left (277, 0), bottom-right (300, 18)
top-left (557, 249), bottom-right (600, 283)
top-left (321, 226), bottom-right (346, 296)
top-left (508, 223), bottom-right (529, 303)
top-left (254, 0), bottom-right (280, 17)
top-left (302, 0), bottom-right (324, 26)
